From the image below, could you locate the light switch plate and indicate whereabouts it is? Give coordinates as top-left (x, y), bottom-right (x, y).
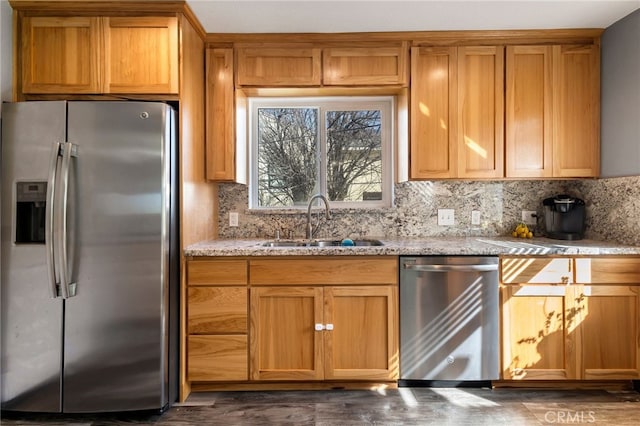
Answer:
top-left (229, 212), bottom-right (239, 227)
top-left (438, 209), bottom-right (455, 226)
top-left (471, 210), bottom-right (481, 225)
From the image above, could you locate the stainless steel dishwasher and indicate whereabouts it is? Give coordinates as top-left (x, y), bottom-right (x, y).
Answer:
top-left (399, 256), bottom-right (499, 385)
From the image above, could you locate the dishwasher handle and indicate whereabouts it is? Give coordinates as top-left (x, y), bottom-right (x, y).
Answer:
top-left (403, 263), bottom-right (498, 272)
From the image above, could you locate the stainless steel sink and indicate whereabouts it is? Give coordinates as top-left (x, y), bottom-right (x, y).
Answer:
top-left (261, 238), bottom-right (383, 247)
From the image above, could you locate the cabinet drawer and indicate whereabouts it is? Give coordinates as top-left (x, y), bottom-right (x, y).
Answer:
top-left (188, 335), bottom-right (248, 381)
top-left (575, 257), bottom-right (640, 284)
top-left (501, 257), bottom-right (573, 284)
top-left (188, 287), bottom-right (247, 333)
top-left (187, 259), bottom-right (248, 285)
top-left (249, 257), bottom-right (398, 285)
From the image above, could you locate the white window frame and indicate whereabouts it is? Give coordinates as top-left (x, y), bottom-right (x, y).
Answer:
top-left (248, 96), bottom-right (394, 209)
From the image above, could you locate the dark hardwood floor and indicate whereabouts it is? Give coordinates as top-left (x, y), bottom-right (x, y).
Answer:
top-left (2, 388), bottom-right (640, 425)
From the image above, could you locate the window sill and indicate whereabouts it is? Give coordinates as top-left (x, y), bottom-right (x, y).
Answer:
top-left (247, 206), bottom-right (395, 215)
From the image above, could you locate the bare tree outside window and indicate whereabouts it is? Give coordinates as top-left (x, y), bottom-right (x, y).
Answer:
top-left (327, 110), bottom-right (382, 202)
top-left (252, 98), bottom-right (392, 209)
top-left (257, 108), bottom-right (318, 206)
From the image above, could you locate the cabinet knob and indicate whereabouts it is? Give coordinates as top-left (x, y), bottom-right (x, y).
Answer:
top-left (326, 323), bottom-right (334, 331)
top-left (314, 323), bottom-right (325, 331)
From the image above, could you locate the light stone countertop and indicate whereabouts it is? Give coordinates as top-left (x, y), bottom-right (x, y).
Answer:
top-left (184, 236), bottom-right (640, 257)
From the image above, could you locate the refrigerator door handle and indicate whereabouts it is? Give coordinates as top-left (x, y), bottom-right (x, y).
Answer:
top-left (57, 142), bottom-right (78, 299)
top-left (45, 142), bottom-right (62, 298)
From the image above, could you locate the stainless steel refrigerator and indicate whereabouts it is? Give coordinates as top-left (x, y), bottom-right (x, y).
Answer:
top-left (1, 101), bottom-right (178, 413)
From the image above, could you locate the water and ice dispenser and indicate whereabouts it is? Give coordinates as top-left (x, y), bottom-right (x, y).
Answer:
top-left (15, 182), bottom-right (47, 244)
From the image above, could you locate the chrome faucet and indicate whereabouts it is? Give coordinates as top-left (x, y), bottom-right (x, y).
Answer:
top-left (306, 194), bottom-right (331, 239)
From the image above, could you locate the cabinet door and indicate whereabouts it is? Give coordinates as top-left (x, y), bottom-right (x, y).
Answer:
top-left (237, 47), bottom-right (321, 86)
top-left (457, 46), bottom-right (504, 178)
top-left (501, 285), bottom-right (579, 380)
top-left (21, 16), bottom-right (102, 93)
top-left (410, 47), bottom-right (457, 179)
top-left (552, 45), bottom-right (600, 177)
top-left (104, 17), bottom-right (178, 94)
top-left (206, 48), bottom-right (236, 181)
top-left (323, 46), bottom-right (408, 85)
top-left (505, 46), bottom-right (553, 178)
top-left (324, 286), bottom-right (398, 380)
top-left (576, 285), bottom-right (640, 379)
top-left (250, 287), bottom-right (324, 380)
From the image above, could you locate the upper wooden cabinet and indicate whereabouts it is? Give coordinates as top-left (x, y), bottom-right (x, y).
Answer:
top-left (236, 46), bottom-right (322, 86)
top-left (20, 16), bottom-right (179, 95)
top-left (322, 45), bottom-right (408, 86)
top-left (206, 48), bottom-right (236, 181)
top-left (505, 44), bottom-right (599, 178)
top-left (410, 46), bottom-right (504, 179)
top-left (457, 46), bottom-right (505, 178)
top-left (235, 45), bottom-right (409, 87)
top-left (21, 16), bottom-right (102, 93)
top-left (412, 42), bottom-right (599, 180)
top-left (410, 47), bottom-right (457, 179)
top-left (552, 45), bottom-right (600, 177)
top-left (104, 17), bottom-right (178, 94)
top-left (505, 46), bottom-right (553, 178)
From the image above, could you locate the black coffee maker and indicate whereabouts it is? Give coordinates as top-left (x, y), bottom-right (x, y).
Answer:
top-left (542, 195), bottom-right (586, 240)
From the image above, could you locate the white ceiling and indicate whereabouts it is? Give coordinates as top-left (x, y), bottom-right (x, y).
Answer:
top-left (187, 0), bottom-right (640, 33)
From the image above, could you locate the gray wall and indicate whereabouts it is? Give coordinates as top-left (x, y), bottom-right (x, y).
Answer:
top-left (601, 8), bottom-right (640, 177)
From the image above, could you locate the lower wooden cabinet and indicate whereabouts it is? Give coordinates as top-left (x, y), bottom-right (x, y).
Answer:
top-left (250, 285), bottom-right (398, 381)
top-left (579, 285), bottom-right (640, 379)
top-left (501, 256), bottom-right (640, 381)
top-left (186, 256), bottom-right (399, 387)
top-left (186, 259), bottom-right (249, 382)
top-left (501, 284), bottom-right (578, 380)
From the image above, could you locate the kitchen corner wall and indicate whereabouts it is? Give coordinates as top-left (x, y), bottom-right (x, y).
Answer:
top-left (578, 175), bottom-right (640, 247)
top-left (217, 177), bottom-right (639, 246)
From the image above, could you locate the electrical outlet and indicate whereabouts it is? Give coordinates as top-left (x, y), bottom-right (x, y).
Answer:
top-left (438, 209), bottom-right (455, 226)
top-left (471, 210), bottom-right (481, 226)
top-left (229, 212), bottom-right (239, 227)
top-left (521, 210), bottom-right (537, 225)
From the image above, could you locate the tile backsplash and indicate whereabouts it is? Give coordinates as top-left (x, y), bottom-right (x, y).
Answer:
top-left (578, 175), bottom-right (640, 246)
top-left (217, 176), bottom-right (639, 246)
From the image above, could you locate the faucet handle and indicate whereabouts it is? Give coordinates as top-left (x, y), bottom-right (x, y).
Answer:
top-left (274, 229), bottom-right (281, 240)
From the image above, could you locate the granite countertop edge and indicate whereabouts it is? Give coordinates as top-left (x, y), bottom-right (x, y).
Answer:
top-left (184, 237), bottom-right (640, 257)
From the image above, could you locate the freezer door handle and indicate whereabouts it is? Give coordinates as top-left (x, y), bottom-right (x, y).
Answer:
top-left (402, 263), bottom-right (498, 272)
top-left (57, 142), bottom-right (78, 299)
top-left (45, 142), bottom-right (62, 298)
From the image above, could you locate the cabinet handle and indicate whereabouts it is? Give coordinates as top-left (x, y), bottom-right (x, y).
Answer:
top-left (314, 323), bottom-right (334, 331)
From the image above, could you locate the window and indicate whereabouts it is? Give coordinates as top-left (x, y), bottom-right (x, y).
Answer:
top-left (249, 97), bottom-right (393, 208)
